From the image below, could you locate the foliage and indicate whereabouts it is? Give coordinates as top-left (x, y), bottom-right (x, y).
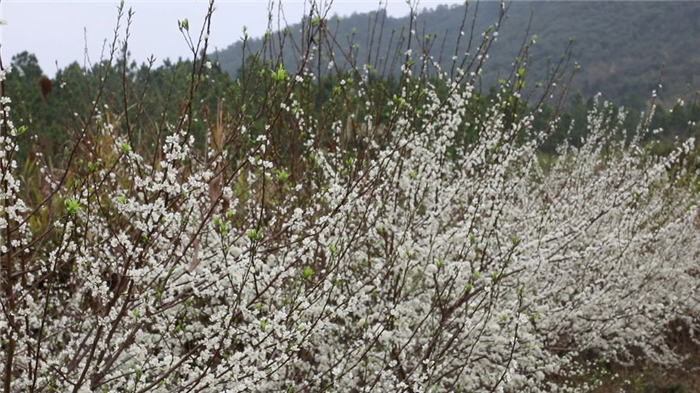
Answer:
top-left (0, 1), bottom-right (699, 392)
top-left (215, 1), bottom-right (700, 108)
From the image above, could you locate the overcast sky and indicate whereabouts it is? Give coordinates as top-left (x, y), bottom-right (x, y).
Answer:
top-left (0, 0), bottom-right (441, 75)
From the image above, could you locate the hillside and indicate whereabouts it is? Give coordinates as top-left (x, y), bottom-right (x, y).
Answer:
top-left (213, 1), bottom-right (700, 107)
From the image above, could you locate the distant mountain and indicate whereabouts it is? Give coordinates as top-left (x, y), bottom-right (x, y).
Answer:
top-left (213, 1), bottom-right (700, 107)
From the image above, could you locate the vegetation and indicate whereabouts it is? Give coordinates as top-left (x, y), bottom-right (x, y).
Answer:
top-left (215, 1), bottom-right (700, 107)
top-left (0, 1), bottom-right (699, 392)
top-left (6, 2), bottom-right (700, 162)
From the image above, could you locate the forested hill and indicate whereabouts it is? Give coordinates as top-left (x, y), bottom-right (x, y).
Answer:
top-left (213, 1), bottom-right (700, 107)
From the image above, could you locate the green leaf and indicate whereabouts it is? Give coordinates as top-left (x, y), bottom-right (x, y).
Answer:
top-left (302, 266), bottom-right (314, 279)
top-left (247, 229), bottom-right (258, 241)
top-left (65, 199), bottom-right (80, 216)
top-left (179, 18), bottom-right (189, 31)
top-left (276, 169), bottom-right (290, 182)
top-left (271, 64), bottom-right (286, 82)
top-left (511, 235), bottom-right (522, 246)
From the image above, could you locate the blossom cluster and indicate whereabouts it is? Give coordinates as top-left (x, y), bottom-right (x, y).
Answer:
top-left (1, 7), bottom-right (699, 393)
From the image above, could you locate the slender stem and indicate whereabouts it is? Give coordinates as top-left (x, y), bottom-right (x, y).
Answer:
top-left (0, 46), bottom-right (16, 393)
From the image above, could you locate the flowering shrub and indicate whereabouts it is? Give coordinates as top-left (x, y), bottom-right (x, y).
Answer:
top-left (1, 1), bottom-right (699, 392)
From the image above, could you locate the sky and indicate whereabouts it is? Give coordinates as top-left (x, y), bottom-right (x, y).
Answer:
top-left (0, 0), bottom-right (436, 76)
